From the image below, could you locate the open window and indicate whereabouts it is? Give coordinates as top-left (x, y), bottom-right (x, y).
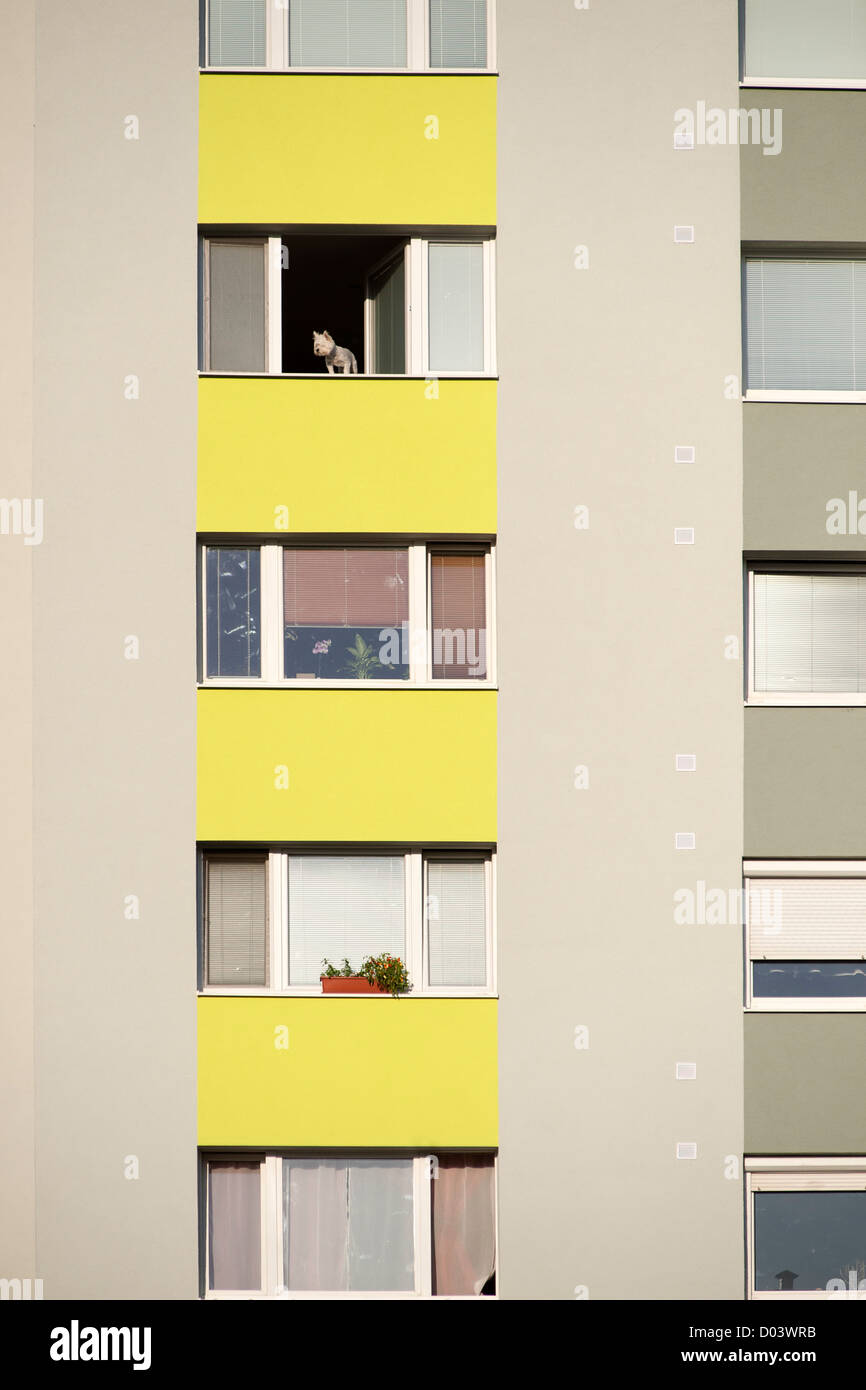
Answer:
top-left (204, 1151), bottom-right (497, 1298)
top-left (200, 232), bottom-right (495, 375)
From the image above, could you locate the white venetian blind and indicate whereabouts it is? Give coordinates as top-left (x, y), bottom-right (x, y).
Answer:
top-left (288, 856), bottom-right (405, 984)
top-left (743, 0), bottom-right (866, 80)
top-left (289, 0), bottom-right (407, 66)
top-left (753, 572), bottom-right (866, 693)
top-left (427, 860), bottom-right (487, 986)
top-left (208, 0), bottom-right (267, 66)
top-left (206, 858), bottom-right (268, 987)
top-left (208, 241), bottom-right (267, 372)
top-left (428, 243), bottom-right (484, 372)
top-left (429, 0), bottom-right (487, 67)
top-left (748, 878), bottom-right (866, 960)
top-left (745, 258), bottom-right (866, 391)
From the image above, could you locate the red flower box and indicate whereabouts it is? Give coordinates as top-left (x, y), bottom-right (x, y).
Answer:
top-left (320, 976), bottom-right (386, 995)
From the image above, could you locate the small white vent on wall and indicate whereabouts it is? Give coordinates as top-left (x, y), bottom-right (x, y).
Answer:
top-left (677, 1142), bottom-right (698, 1160)
top-left (674, 445), bottom-right (695, 464)
top-left (675, 754), bottom-right (697, 772)
top-left (674, 225), bottom-right (695, 243)
top-left (674, 528), bottom-right (695, 545)
top-left (676, 1062), bottom-right (697, 1081)
top-left (675, 832), bottom-right (696, 850)
top-left (674, 131), bottom-right (694, 150)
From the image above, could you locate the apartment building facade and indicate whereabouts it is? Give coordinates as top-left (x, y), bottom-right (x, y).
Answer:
top-left (3, 0), bottom-right (866, 1303)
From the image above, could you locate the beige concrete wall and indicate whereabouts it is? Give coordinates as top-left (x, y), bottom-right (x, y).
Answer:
top-left (30, 0), bottom-right (198, 1298)
top-left (496, 0), bottom-right (745, 1299)
top-left (0, 0), bottom-right (36, 1288)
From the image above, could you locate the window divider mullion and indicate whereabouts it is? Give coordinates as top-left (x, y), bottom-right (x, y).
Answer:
top-left (261, 545), bottom-right (282, 680)
top-left (408, 545), bottom-right (428, 682)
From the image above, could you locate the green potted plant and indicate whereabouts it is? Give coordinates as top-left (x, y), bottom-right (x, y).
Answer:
top-left (320, 954), bottom-right (412, 997)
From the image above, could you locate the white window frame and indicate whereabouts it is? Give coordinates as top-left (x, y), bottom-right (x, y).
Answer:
top-left (745, 563), bottom-right (866, 706)
top-left (200, 847), bottom-right (497, 997)
top-left (746, 1158), bottom-right (866, 1301)
top-left (739, 0), bottom-right (866, 90)
top-left (744, 860), bottom-right (866, 1012)
top-left (203, 1151), bottom-right (498, 1299)
top-left (203, 0), bottom-right (497, 73)
top-left (200, 540), bottom-right (497, 687)
top-left (201, 234), bottom-right (495, 378)
top-left (201, 236), bottom-right (282, 374)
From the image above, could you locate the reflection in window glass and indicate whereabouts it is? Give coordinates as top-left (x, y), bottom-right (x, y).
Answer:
top-left (753, 961), bottom-right (866, 997)
top-left (283, 548), bottom-right (409, 680)
top-left (206, 547), bottom-right (261, 677)
top-left (754, 1191), bottom-right (866, 1292)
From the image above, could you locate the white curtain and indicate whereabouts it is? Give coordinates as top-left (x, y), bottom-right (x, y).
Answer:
top-left (432, 1155), bottom-right (495, 1295)
top-left (427, 860), bottom-right (486, 986)
top-left (429, 0), bottom-right (487, 68)
top-left (209, 0), bottom-right (267, 66)
top-left (283, 1158), bottom-right (414, 1290)
top-left (743, 0), bottom-right (866, 80)
top-left (289, 0), bottom-right (407, 66)
top-left (287, 855), bottom-right (405, 984)
top-left (753, 573), bottom-right (866, 692)
top-left (428, 243), bottom-right (484, 372)
top-left (208, 1162), bottom-right (262, 1290)
top-left (745, 258), bottom-right (866, 392)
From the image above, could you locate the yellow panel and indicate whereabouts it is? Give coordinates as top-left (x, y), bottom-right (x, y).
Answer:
top-left (199, 75), bottom-right (496, 225)
top-left (198, 997), bottom-right (497, 1147)
top-left (197, 689), bottom-right (496, 841)
top-left (198, 377), bottom-right (496, 534)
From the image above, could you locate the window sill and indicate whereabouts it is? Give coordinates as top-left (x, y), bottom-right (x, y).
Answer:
top-left (199, 989), bottom-right (498, 999)
top-left (746, 1000), bottom-right (866, 1012)
top-left (200, 67), bottom-right (498, 76)
top-left (198, 371), bottom-right (499, 381)
top-left (746, 695), bottom-right (866, 706)
top-left (198, 680), bottom-right (497, 690)
top-left (741, 77), bottom-right (866, 90)
top-left (744, 390), bottom-right (866, 403)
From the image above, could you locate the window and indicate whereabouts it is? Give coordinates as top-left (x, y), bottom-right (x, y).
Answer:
top-left (200, 849), bottom-right (496, 994)
top-left (747, 565), bottom-right (866, 704)
top-left (203, 0), bottom-right (495, 70)
top-left (743, 256), bottom-right (866, 397)
top-left (745, 863), bottom-right (866, 1010)
top-left (204, 1152), bottom-right (497, 1297)
top-left (741, 0), bottom-right (866, 86)
top-left (201, 542), bottom-right (495, 685)
top-left (200, 234), bottom-right (495, 376)
top-left (747, 1161), bottom-right (866, 1299)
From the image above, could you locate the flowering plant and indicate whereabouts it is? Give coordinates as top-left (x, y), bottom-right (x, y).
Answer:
top-left (321, 953), bottom-right (412, 997)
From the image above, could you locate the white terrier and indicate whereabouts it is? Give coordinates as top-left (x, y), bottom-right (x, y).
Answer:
top-left (312, 330), bottom-right (358, 375)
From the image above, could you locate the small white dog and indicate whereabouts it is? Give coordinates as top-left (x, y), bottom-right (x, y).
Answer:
top-left (312, 329), bottom-right (358, 375)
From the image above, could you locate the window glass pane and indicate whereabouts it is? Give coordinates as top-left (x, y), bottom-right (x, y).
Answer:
top-left (753, 962), bottom-right (866, 997)
top-left (208, 241), bottom-right (266, 372)
top-left (289, 0), bottom-right (407, 66)
top-left (206, 547), bottom-right (261, 677)
top-left (754, 1191), bottom-right (866, 1292)
top-left (208, 1162), bottom-right (262, 1290)
top-left (744, 258), bottom-right (866, 392)
top-left (206, 858), bottom-right (268, 987)
top-left (283, 548), bottom-right (409, 680)
top-left (287, 856), bottom-right (405, 984)
top-left (209, 0), bottom-right (267, 66)
top-left (429, 0), bottom-right (487, 67)
top-left (370, 252), bottom-right (406, 374)
top-left (283, 1158), bottom-right (414, 1290)
top-left (743, 0), bottom-right (866, 80)
top-left (427, 860), bottom-right (487, 986)
top-left (753, 573), bottom-right (866, 693)
top-left (428, 243), bottom-right (484, 372)
top-left (430, 553), bottom-right (486, 678)
top-left (431, 1155), bottom-right (496, 1294)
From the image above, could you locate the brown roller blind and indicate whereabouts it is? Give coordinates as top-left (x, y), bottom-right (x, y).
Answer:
top-left (283, 549), bottom-right (409, 627)
top-left (431, 553), bottom-right (487, 679)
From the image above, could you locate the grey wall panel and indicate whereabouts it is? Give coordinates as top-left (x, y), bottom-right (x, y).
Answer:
top-left (31, 0), bottom-right (198, 1298)
top-left (745, 710), bottom-right (866, 858)
top-left (497, 0), bottom-right (744, 1299)
top-left (745, 1015), bottom-right (866, 1153)
top-left (0, 1), bottom-right (37, 1288)
top-left (741, 92), bottom-right (866, 243)
top-left (745, 404), bottom-right (866, 552)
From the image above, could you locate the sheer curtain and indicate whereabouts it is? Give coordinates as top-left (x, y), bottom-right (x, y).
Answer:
top-left (284, 1158), bottom-right (415, 1290)
top-left (208, 1162), bottom-right (262, 1290)
top-left (431, 1155), bottom-right (495, 1295)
